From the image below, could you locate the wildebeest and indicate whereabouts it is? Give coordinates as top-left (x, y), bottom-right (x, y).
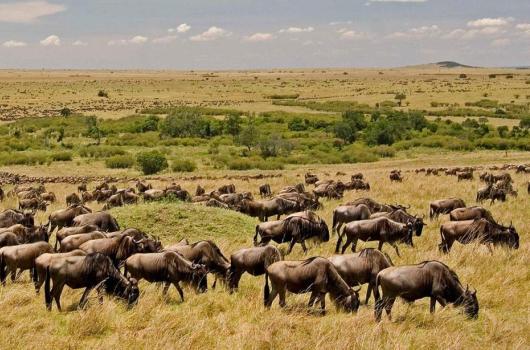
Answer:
top-left (457, 171), bottom-right (474, 181)
top-left (136, 181), bottom-right (152, 193)
top-left (228, 245), bottom-right (282, 292)
top-left (264, 257), bottom-right (360, 313)
top-left (389, 170), bottom-right (403, 182)
top-left (345, 179), bottom-right (370, 191)
top-left (239, 197), bottom-right (298, 222)
top-left (304, 173), bottom-right (319, 185)
top-left (124, 251), bottom-right (207, 301)
top-left (253, 220), bottom-right (284, 246)
top-left (374, 261), bottom-right (479, 321)
top-left (255, 211), bottom-right (329, 254)
top-left (489, 186), bottom-right (507, 204)
top-left (34, 249), bottom-right (87, 293)
top-left (336, 217), bottom-right (414, 256)
top-left (0, 232), bottom-right (21, 249)
top-left (19, 198), bottom-right (48, 212)
top-left (59, 231), bottom-right (107, 252)
top-left (429, 198), bottom-right (466, 220)
top-left (0, 241), bottom-right (53, 285)
top-left (218, 184), bottom-right (236, 194)
top-left (55, 224), bottom-right (99, 250)
top-left (351, 173), bottom-right (364, 180)
top-left (370, 209), bottom-right (426, 237)
top-left (47, 204), bottom-right (92, 233)
top-left (165, 240), bottom-right (230, 290)
top-left (313, 181), bottom-right (344, 200)
top-left (40, 192), bottom-right (56, 203)
top-left (77, 183), bottom-right (87, 193)
top-left (345, 198), bottom-right (405, 214)
top-left (328, 248), bottom-right (393, 304)
top-left (449, 206), bottom-right (495, 223)
top-left (439, 219), bottom-right (519, 253)
top-left (332, 204), bottom-right (371, 235)
top-left (0, 209), bottom-right (34, 228)
top-left (44, 253), bottom-right (139, 311)
top-left (103, 192), bottom-right (124, 210)
top-left (73, 212), bottom-right (120, 232)
top-left (259, 184), bottom-right (272, 198)
top-left (195, 185), bottom-right (205, 196)
top-left (80, 234), bottom-right (155, 266)
top-left (66, 192), bottom-right (82, 206)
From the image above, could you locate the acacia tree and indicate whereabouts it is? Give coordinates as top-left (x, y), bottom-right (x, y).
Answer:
top-left (238, 118), bottom-right (260, 151)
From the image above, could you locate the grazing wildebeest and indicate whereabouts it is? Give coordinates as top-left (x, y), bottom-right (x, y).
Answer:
top-left (449, 206), bottom-right (495, 223)
top-left (239, 197), bottom-right (298, 222)
top-left (328, 248), bottom-right (393, 305)
top-left (313, 181), bottom-right (344, 200)
top-left (332, 204), bottom-right (371, 235)
top-left (0, 224), bottom-right (48, 244)
top-left (47, 204), bottom-right (92, 234)
top-left (73, 212), bottom-right (120, 232)
top-left (351, 173), bottom-right (364, 180)
top-left (259, 184), bottom-right (272, 198)
top-left (55, 224), bottom-right (99, 250)
top-left (165, 240), bottom-right (230, 290)
top-left (336, 217), bottom-right (413, 256)
top-left (256, 211), bottom-right (329, 254)
top-left (439, 219), bottom-right (519, 253)
top-left (264, 257), bottom-right (360, 313)
top-left (374, 261), bottom-right (479, 321)
top-left (218, 184), bottom-right (236, 194)
top-left (345, 179), bottom-right (371, 191)
top-left (124, 251), bottom-right (207, 301)
top-left (40, 192), bottom-right (56, 203)
top-left (59, 231), bottom-right (107, 252)
top-left (489, 186), bottom-right (507, 204)
top-left (44, 253), bottom-right (139, 311)
top-left (253, 220), bottom-right (284, 246)
top-left (195, 185), bottom-right (205, 196)
top-left (135, 181), bottom-right (152, 193)
top-left (345, 198), bottom-right (402, 214)
top-left (0, 241), bottom-right (53, 285)
top-left (0, 232), bottom-right (21, 249)
top-left (19, 198), bottom-right (48, 212)
top-left (389, 171), bottom-right (403, 182)
top-left (77, 183), bottom-right (87, 193)
top-left (142, 189), bottom-right (166, 201)
top-left (66, 193), bottom-right (82, 206)
top-left (103, 192), bottom-right (124, 210)
top-left (370, 209), bottom-right (426, 237)
top-left (304, 173), bottom-right (319, 185)
top-left (457, 171), bottom-right (474, 181)
top-left (0, 209), bottom-right (34, 228)
top-left (80, 234), bottom-right (157, 266)
top-left (429, 198), bottom-right (466, 220)
top-left (476, 184), bottom-right (492, 203)
top-left (228, 246), bottom-right (282, 292)
top-left (34, 250), bottom-right (87, 293)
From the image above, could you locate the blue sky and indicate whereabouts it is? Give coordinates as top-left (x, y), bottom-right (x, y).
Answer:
top-left (0, 0), bottom-right (529, 69)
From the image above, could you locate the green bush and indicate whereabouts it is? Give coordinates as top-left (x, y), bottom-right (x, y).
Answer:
top-left (136, 151), bottom-right (168, 175)
top-left (50, 151), bottom-right (73, 161)
top-left (171, 159), bottom-right (197, 172)
top-left (228, 159), bottom-right (253, 170)
top-left (0, 152), bottom-right (49, 166)
top-left (105, 154), bottom-right (135, 169)
top-left (79, 145), bottom-right (125, 158)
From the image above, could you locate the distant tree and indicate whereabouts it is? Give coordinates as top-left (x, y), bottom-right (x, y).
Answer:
top-left (136, 151), bottom-right (168, 175)
top-left (225, 114), bottom-right (242, 137)
top-left (520, 116), bottom-right (530, 129)
top-left (238, 118), bottom-right (260, 151)
top-left (394, 93), bottom-right (406, 107)
top-left (497, 126), bottom-right (509, 138)
top-left (333, 110), bottom-right (367, 144)
top-left (85, 116), bottom-right (102, 145)
top-left (259, 134), bottom-right (292, 158)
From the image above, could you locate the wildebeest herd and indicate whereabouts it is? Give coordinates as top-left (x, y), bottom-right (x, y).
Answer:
top-left (0, 163), bottom-right (526, 322)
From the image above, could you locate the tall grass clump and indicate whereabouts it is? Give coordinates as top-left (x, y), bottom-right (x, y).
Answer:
top-left (105, 154), bottom-right (135, 169)
top-left (171, 159), bottom-right (197, 172)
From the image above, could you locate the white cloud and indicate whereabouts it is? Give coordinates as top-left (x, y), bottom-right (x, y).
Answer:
top-left (387, 25), bottom-right (440, 39)
top-left (491, 38), bottom-right (510, 47)
top-left (129, 35), bottom-right (148, 44)
top-left (340, 30), bottom-right (366, 40)
top-left (442, 26), bottom-right (505, 40)
top-left (279, 26), bottom-right (314, 33)
top-left (329, 20), bottom-right (353, 26)
top-left (516, 23), bottom-right (530, 30)
top-left (190, 26), bottom-right (231, 41)
top-left (40, 34), bottom-right (61, 46)
top-left (0, 1), bottom-right (66, 23)
top-left (467, 17), bottom-right (514, 28)
top-left (152, 35), bottom-right (177, 44)
top-left (2, 40), bottom-right (28, 48)
top-left (168, 23), bottom-right (191, 33)
top-left (72, 40), bottom-right (87, 47)
top-left (243, 32), bottom-right (274, 42)
top-left (369, 0), bottom-right (427, 2)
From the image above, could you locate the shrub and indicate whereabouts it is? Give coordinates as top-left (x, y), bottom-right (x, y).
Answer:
top-left (79, 145), bottom-right (125, 158)
top-left (105, 154), bottom-right (135, 169)
top-left (228, 159), bottom-right (253, 170)
top-left (136, 151), bottom-right (168, 175)
top-left (171, 159), bottom-right (197, 172)
top-left (50, 151), bottom-right (73, 161)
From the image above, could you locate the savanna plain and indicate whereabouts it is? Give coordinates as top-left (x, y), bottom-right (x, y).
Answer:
top-left (0, 66), bottom-right (529, 349)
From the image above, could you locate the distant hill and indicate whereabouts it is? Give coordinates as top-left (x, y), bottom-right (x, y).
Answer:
top-left (401, 61), bottom-right (477, 69)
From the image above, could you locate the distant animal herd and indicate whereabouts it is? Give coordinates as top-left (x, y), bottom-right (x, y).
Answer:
top-left (0, 162), bottom-right (527, 321)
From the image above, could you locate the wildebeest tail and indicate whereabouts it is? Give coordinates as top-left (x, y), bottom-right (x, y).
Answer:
top-left (263, 271), bottom-right (270, 306)
top-left (382, 251), bottom-right (394, 267)
top-left (374, 273), bottom-right (381, 301)
top-left (331, 210), bottom-right (338, 235)
top-left (0, 253), bottom-right (5, 283)
top-left (44, 266), bottom-right (52, 309)
top-left (253, 225), bottom-right (260, 246)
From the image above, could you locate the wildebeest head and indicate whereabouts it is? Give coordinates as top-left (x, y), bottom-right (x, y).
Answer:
top-left (125, 278), bottom-right (140, 307)
top-left (497, 224), bottom-right (519, 249)
top-left (27, 224), bottom-right (49, 243)
top-left (22, 212), bottom-right (35, 227)
top-left (413, 216), bottom-right (427, 236)
top-left (191, 263), bottom-right (208, 293)
top-left (461, 285), bottom-right (479, 319)
top-left (339, 286), bottom-right (361, 313)
top-left (401, 222), bottom-right (414, 246)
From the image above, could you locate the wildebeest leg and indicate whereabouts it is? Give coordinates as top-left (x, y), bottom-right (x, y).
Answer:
top-left (52, 282), bottom-right (65, 312)
top-left (365, 283), bottom-right (373, 305)
top-left (375, 298), bottom-right (385, 322)
top-left (308, 290), bottom-right (318, 308)
top-left (486, 243), bottom-right (494, 254)
top-left (286, 238), bottom-right (297, 255)
top-left (278, 287), bottom-right (286, 308)
top-left (390, 243), bottom-right (400, 257)
top-left (162, 282), bottom-right (170, 295)
top-left (319, 292), bottom-right (326, 314)
top-left (335, 233), bottom-right (343, 253)
top-left (384, 298), bottom-right (395, 320)
top-left (300, 240), bottom-right (308, 254)
top-left (341, 236), bottom-right (353, 254)
top-left (351, 238), bottom-right (358, 253)
top-left (265, 287), bottom-right (278, 308)
top-left (430, 297), bottom-right (436, 313)
top-left (212, 275), bottom-right (218, 289)
top-left (174, 282), bottom-right (185, 302)
top-left (229, 269), bottom-right (243, 293)
top-left (78, 287), bottom-right (93, 309)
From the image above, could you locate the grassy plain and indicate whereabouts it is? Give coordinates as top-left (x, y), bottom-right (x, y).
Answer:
top-left (0, 68), bottom-right (528, 349)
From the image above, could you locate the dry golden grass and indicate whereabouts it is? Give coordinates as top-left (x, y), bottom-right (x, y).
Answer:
top-left (0, 67), bottom-right (528, 120)
top-left (0, 151), bottom-right (528, 349)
